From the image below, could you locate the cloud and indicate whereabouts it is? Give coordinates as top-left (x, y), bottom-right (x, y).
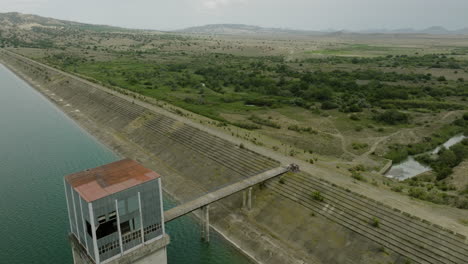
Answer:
top-left (200, 0), bottom-right (248, 10)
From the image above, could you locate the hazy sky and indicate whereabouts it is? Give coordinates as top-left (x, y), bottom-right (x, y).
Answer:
top-left (1, 0), bottom-right (467, 31)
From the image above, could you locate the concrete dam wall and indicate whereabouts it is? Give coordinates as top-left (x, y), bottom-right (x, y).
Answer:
top-left (1, 50), bottom-right (467, 264)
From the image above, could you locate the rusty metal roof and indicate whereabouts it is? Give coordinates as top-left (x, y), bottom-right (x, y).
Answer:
top-left (65, 159), bottom-right (160, 202)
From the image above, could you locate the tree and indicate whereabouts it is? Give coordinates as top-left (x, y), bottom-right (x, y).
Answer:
top-left (321, 101), bottom-right (339, 110)
top-left (315, 88), bottom-right (333, 101)
top-left (437, 76), bottom-right (447, 82)
top-left (438, 149), bottom-right (458, 167)
top-left (374, 110), bottom-right (409, 125)
top-left (435, 166), bottom-right (453, 181)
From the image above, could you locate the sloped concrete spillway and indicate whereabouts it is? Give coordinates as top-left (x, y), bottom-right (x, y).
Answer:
top-left (2, 49), bottom-right (468, 264)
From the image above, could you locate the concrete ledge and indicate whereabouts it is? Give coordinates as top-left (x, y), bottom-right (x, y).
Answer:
top-left (70, 234), bottom-right (170, 264)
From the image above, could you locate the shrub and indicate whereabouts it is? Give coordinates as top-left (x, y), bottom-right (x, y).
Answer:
top-left (385, 146), bottom-right (409, 163)
top-left (352, 142), bottom-right (368, 150)
top-left (321, 101), bottom-right (339, 110)
top-left (245, 98), bottom-right (275, 107)
top-left (249, 115), bottom-right (281, 129)
top-left (371, 217), bottom-right (380, 227)
top-left (351, 171), bottom-right (366, 182)
top-left (232, 122), bottom-right (261, 130)
top-left (374, 110), bottom-right (409, 125)
top-left (459, 185), bottom-right (468, 195)
top-left (409, 187), bottom-right (427, 199)
top-left (349, 164), bottom-right (366, 172)
top-left (312, 191), bottom-right (324, 202)
top-left (438, 149), bottom-right (458, 167)
top-left (437, 76), bottom-right (447, 82)
top-left (379, 246), bottom-right (387, 254)
top-left (288, 125), bottom-right (317, 134)
top-left (380, 99), bottom-right (464, 110)
top-left (391, 186), bottom-right (403, 192)
top-left (456, 199), bottom-right (468, 209)
top-left (435, 166), bottom-right (453, 181)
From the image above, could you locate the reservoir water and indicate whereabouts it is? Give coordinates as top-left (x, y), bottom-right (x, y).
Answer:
top-left (0, 64), bottom-right (252, 264)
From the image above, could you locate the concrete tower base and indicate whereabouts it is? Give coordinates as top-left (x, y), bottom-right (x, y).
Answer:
top-left (70, 234), bottom-right (170, 264)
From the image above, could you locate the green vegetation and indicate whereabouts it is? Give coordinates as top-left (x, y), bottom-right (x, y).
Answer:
top-left (352, 142), bottom-right (368, 150)
top-left (304, 54), bottom-right (468, 69)
top-left (416, 138), bottom-right (468, 180)
top-left (407, 186), bottom-right (459, 206)
top-left (391, 185), bottom-right (404, 192)
top-left (401, 156), bottom-right (468, 208)
top-left (306, 44), bottom-right (392, 55)
top-left (370, 217), bottom-right (380, 228)
top-left (287, 125), bottom-right (318, 134)
top-left (351, 171), bottom-right (367, 182)
top-left (380, 99), bottom-right (465, 110)
top-left (374, 110), bottom-right (409, 125)
top-left (40, 51), bottom-right (467, 127)
top-left (385, 118), bottom-right (468, 163)
top-left (311, 191), bottom-right (325, 202)
top-left (248, 115), bottom-right (281, 129)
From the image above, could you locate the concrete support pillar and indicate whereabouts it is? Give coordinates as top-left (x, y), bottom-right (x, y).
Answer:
top-left (242, 190), bottom-right (247, 208)
top-left (201, 205), bottom-right (210, 242)
top-left (248, 187), bottom-right (253, 210)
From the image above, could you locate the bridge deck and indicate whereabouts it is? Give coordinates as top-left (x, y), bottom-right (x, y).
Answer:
top-left (164, 166), bottom-right (290, 222)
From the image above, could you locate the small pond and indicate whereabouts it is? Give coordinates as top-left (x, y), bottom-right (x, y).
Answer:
top-left (385, 134), bottom-right (467, 181)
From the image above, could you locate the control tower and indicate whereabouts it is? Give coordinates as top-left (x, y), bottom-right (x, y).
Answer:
top-left (64, 159), bottom-right (169, 264)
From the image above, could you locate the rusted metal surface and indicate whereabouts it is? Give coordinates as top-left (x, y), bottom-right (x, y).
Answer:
top-left (65, 159), bottom-right (160, 202)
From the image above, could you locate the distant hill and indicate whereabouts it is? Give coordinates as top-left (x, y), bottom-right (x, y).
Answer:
top-left (0, 12), bottom-right (150, 49)
top-left (178, 23), bottom-right (468, 36)
top-left (0, 12), bottom-right (467, 38)
top-left (454, 27), bottom-right (468, 35)
top-left (176, 24), bottom-right (325, 36)
top-left (421, 26), bottom-right (450, 34)
top-left (0, 12), bottom-right (132, 32)
top-left (358, 26), bottom-right (468, 35)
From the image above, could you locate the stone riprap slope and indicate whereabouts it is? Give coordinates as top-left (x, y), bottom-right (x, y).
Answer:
top-left (1, 50), bottom-right (467, 264)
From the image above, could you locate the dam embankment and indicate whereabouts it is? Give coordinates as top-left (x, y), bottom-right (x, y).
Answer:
top-left (2, 49), bottom-right (468, 264)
